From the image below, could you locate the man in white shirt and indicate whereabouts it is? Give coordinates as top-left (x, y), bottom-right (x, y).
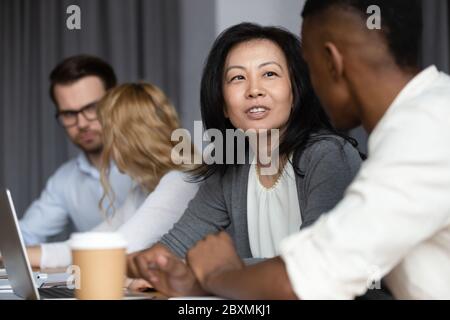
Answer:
top-left (19, 55), bottom-right (133, 248)
top-left (164, 0), bottom-right (450, 299)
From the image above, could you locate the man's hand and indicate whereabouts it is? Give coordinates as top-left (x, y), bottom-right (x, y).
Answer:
top-left (127, 243), bottom-right (206, 297)
top-left (187, 232), bottom-right (244, 290)
top-left (125, 277), bottom-right (153, 292)
top-left (127, 243), bottom-right (175, 278)
top-left (188, 234), bottom-right (297, 299)
top-left (127, 249), bottom-right (154, 279)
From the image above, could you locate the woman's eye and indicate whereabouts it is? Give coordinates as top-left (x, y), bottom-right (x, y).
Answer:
top-left (264, 71), bottom-right (278, 77)
top-left (230, 75), bottom-right (245, 82)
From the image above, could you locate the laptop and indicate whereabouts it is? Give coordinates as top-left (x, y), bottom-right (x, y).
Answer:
top-left (0, 189), bottom-right (156, 300)
top-left (0, 189), bottom-right (75, 299)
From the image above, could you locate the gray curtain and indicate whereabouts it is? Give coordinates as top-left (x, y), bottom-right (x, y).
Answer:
top-left (0, 0), bottom-right (180, 217)
top-left (422, 0), bottom-right (450, 72)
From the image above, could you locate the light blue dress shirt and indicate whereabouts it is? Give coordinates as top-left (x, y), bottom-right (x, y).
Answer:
top-left (19, 153), bottom-right (133, 245)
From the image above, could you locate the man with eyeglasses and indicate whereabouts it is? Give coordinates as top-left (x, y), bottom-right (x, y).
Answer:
top-left (19, 55), bottom-right (133, 266)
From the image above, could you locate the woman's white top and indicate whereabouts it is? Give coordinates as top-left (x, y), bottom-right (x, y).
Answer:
top-left (247, 158), bottom-right (302, 258)
top-left (40, 170), bottom-right (198, 269)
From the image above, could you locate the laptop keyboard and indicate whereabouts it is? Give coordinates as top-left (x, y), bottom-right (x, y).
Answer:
top-left (38, 287), bottom-right (74, 299)
top-left (37, 287), bottom-right (158, 300)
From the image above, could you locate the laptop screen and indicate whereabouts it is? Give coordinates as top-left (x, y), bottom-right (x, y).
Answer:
top-left (0, 189), bottom-right (40, 299)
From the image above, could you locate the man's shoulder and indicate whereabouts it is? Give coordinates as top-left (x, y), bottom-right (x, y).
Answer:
top-left (388, 81), bottom-right (450, 132)
top-left (416, 86), bottom-right (450, 112)
top-left (48, 156), bottom-right (81, 181)
top-left (406, 72), bottom-right (450, 112)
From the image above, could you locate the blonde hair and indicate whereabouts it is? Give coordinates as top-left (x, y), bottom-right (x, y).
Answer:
top-left (97, 83), bottom-right (196, 214)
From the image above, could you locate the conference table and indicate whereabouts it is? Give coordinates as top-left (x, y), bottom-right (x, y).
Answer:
top-left (0, 261), bottom-right (166, 300)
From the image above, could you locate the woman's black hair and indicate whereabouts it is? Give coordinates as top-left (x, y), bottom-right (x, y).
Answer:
top-left (192, 22), bottom-right (361, 180)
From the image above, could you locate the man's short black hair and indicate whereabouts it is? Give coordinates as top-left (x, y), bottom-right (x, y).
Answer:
top-left (49, 54), bottom-right (117, 107)
top-left (301, 0), bottom-right (422, 69)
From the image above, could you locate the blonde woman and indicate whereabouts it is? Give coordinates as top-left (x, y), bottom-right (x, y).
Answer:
top-left (27, 83), bottom-right (199, 273)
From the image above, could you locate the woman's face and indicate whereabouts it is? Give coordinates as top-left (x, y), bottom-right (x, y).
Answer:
top-left (222, 39), bottom-right (293, 132)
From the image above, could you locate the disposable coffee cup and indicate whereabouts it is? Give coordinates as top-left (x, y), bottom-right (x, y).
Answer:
top-left (70, 232), bottom-right (127, 300)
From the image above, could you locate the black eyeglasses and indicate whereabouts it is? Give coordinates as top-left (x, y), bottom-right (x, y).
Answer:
top-left (55, 101), bottom-right (99, 127)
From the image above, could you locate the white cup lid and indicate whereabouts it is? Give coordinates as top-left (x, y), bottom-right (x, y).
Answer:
top-left (69, 232), bottom-right (127, 250)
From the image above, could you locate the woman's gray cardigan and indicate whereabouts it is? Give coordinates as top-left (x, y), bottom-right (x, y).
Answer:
top-left (160, 137), bottom-right (362, 258)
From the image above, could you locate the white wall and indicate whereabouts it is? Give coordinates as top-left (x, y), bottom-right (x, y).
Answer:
top-left (215, 0), bottom-right (304, 35)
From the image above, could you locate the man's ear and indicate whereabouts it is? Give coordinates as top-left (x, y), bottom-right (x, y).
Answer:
top-left (324, 42), bottom-right (344, 80)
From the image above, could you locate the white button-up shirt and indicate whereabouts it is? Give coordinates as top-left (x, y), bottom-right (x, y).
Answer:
top-left (19, 153), bottom-right (133, 245)
top-left (280, 66), bottom-right (450, 299)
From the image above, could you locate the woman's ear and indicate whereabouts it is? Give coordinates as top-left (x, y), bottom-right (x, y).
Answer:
top-left (223, 106), bottom-right (229, 118)
top-left (324, 41), bottom-right (344, 81)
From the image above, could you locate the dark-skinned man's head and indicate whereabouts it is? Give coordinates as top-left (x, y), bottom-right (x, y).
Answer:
top-left (301, 0), bottom-right (422, 130)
